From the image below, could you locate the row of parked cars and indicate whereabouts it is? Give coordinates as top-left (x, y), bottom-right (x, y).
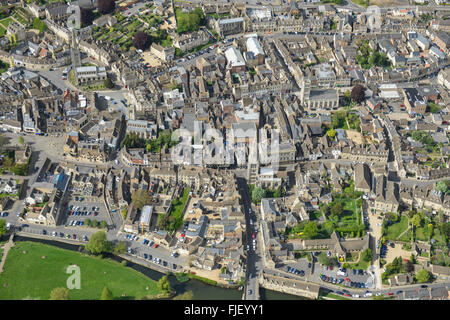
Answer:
top-left (287, 266), bottom-right (305, 276)
top-left (68, 220), bottom-right (84, 226)
top-left (142, 253), bottom-right (177, 270)
top-left (142, 238), bottom-right (159, 249)
top-left (320, 274), bottom-right (367, 288)
top-left (48, 230), bottom-right (88, 241)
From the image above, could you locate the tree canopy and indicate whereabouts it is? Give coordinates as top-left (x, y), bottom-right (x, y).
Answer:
top-left (131, 189), bottom-right (152, 210)
top-left (104, 78), bottom-right (114, 89)
top-left (318, 251), bottom-right (332, 266)
top-left (176, 7), bottom-right (205, 34)
top-left (351, 85), bottom-right (366, 104)
top-left (302, 221), bottom-right (319, 239)
top-left (80, 8), bottom-right (94, 26)
top-left (157, 275), bottom-right (172, 294)
top-left (411, 214), bottom-right (423, 228)
top-left (49, 287), bottom-right (70, 300)
top-left (32, 18), bottom-right (47, 32)
top-left (415, 269), bottom-right (431, 283)
top-left (251, 187), bottom-right (266, 204)
top-left (132, 31), bottom-right (151, 50)
top-left (326, 128), bottom-right (336, 139)
top-left (0, 219), bottom-right (6, 236)
top-left (436, 180), bottom-right (450, 195)
top-left (361, 248), bottom-right (373, 262)
top-left (85, 231), bottom-right (111, 255)
top-left (113, 241), bottom-right (127, 255)
top-left (330, 201), bottom-right (344, 216)
top-left (98, 0), bottom-right (115, 14)
top-left (101, 286), bottom-right (113, 300)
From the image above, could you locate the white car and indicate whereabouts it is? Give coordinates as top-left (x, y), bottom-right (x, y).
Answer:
top-left (352, 294), bottom-right (360, 298)
top-left (364, 292), bottom-right (373, 297)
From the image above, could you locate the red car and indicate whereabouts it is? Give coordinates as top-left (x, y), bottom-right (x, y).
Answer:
top-left (329, 266), bottom-right (333, 270)
top-left (387, 292), bottom-right (393, 296)
top-left (344, 293), bottom-right (351, 297)
top-left (72, 234), bottom-right (76, 239)
top-left (252, 233), bottom-right (255, 239)
top-left (345, 277), bottom-right (350, 282)
top-left (154, 244), bottom-right (159, 248)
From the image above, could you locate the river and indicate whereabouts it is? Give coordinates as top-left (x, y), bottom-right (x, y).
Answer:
top-left (13, 236), bottom-right (310, 300)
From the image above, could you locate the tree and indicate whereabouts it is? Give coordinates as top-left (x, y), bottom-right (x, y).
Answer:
top-left (49, 287), bottom-right (70, 300)
top-left (415, 269), bottom-right (431, 283)
top-left (85, 231), bottom-right (111, 255)
top-left (113, 241), bottom-right (127, 255)
top-left (411, 214), bottom-right (422, 228)
top-left (330, 202), bottom-right (344, 216)
top-left (251, 187), bottom-right (266, 204)
top-left (103, 78), bottom-right (114, 89)
top-left (351, 85), bottom-right (366, 104)
top-left (101, 286), bottom-right (113, 300)
top-left (326, 129), bottom-right (336, 139)
top-left (98, 0), bottom-right (115, 14)
top-left (157, 275), bottom-right (172, 293)
top-left (302, 221), bottom-right (319, 239)
top-left (80, 8), bottom-right (94, 26)
top-left (173, 290), bottom-right (194, 300)
top-left (132, 31), bottom-right (151, 50)
top-left (436, 180), bottom-right (450, 194)
top-left (318, 251), bottom-right (331, 266)
top-left (176, 7), bottom-right (205, 34)
top-left (0, 219), bottom-right (6, 236)
top-left (131, 189), bottom-right (152, 210)
top-left (32, 18), bottom-right (47, 32)
top-left (427, 223), bottom-right (434, 239)
top-left (18, 136), bottom-right (24, 144)
top-left (99, 220), bottom-right (108, 229)
top-left (91, 219), bottom-right (99, 228)
top-left (361, 248), bottom-right (373, 262)
top-left (85, 218), bottom-right (91, 227)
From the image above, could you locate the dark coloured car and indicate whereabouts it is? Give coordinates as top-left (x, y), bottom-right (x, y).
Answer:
top-left (308, 263), bottom-right (311, 268)
top-left (352, 269), bottom-right (357, 275)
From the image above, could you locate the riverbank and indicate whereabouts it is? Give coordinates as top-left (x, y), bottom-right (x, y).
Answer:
top-left (10, 235), bottom-right (309, 300)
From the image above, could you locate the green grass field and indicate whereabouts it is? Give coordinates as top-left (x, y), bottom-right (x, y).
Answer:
top-left (168, 188), bottom-right (190, 231)
top-left (386, 216), bottom-right (409, 240)
top-left (0, 242), bottom-right (162, 300)
top-left (0, 17), bottom-right (12, 29)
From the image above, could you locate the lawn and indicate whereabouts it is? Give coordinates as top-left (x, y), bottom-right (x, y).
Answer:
top-left (0, 242), bottom-right (162, 300)
top-left (168, 187), bottom-right (190, 231)
top-left (0, 17), bottom-right (12, 29)
top-left (415, 226), bottom-right (429, 242)
top-left (348, 259), bottom-right (370, 270)
top-left (386, 216), bottom-right (409, 240)
top-left (321, 292), bottom-right (351, 300)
